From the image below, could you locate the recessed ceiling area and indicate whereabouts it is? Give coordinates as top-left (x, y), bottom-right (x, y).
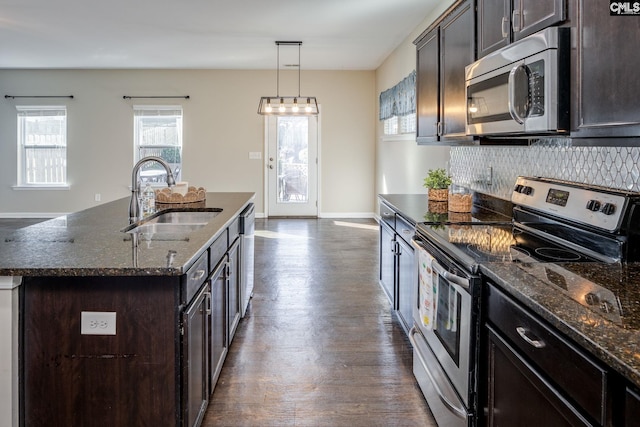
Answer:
top-left (0, 0), bottom-right (446, 70)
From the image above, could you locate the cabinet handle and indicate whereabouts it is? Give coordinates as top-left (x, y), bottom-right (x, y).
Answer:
top-left (437, 122), bottom-right (443, 136)
top-left (205, 291), bottom-right (212, 315)
top-left (501, 16), bottom-right (509, 38)
top-left (516, 326), bottom-right (546, 348)
top-left (512, 10), bottom-right (521, 32)
top-left (191, 269), bottom-right (206, 281)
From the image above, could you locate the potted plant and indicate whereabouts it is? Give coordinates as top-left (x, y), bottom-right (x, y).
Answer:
top-left (423, 168), bottom-right (452, 202)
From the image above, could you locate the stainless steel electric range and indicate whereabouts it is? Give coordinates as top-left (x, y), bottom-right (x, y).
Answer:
top-left (409, 176), bottom-right (640, 427)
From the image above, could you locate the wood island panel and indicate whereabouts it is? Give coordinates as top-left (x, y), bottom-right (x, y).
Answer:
top-left (22, 275), bottom-right (180, 427)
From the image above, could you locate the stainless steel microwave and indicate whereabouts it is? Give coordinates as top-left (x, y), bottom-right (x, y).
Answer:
top-left (465, 27), bottom-right (570, 137)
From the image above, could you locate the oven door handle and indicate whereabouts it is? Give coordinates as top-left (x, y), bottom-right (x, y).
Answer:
top-left (431, 259), bottom-right (470, 291)
top-left (409, 326), bottom-right (467, 420)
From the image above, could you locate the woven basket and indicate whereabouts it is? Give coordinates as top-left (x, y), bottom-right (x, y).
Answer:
top-left (155, 186), bottom-right (206, 208)
top-left (428, 188), bottom-right (449, 202)
top-left (448, 193), bottom-right (473, 213)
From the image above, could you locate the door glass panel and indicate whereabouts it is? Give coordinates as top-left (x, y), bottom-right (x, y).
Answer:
top-left (277, 117), bottom-right (309, 204)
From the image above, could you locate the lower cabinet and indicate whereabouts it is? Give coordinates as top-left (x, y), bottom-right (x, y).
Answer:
top-left (227, 238), bottom-right (241, 343)
top-left (377, 201), bottom-right (415, 335)
top-left (379, 219), bottom-right (396, 306)
top-left (625, 386), bottom-right (640, 426)
top-left (396, 235), bottom-right (415, 332)
top-left (182, 283), bottom-right (210, 427)
top-left (209, 259), bottom-right (227, 395)
top-left (483, 282), bottom-right (610, 427)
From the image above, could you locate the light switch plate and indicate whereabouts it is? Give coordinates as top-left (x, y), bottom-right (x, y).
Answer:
top-left (81, 311), bottom-right (117, 335)
top-left (249, 152), bottom-right (262, 160)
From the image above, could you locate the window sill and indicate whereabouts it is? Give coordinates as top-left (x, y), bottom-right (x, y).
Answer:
top-left (381, 134), bottom-right (416, 143)
top-left (12, 185), bottom-right (70, 191)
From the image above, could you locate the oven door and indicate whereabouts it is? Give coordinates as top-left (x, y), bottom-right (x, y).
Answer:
top-left (410, 237), bottom-right (473, 426)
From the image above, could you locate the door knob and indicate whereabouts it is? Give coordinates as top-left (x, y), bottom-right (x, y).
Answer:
top-left (269, 165), bottom-right (274, 169)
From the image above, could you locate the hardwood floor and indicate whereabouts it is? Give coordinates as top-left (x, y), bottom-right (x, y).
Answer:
top-left (203, 218), bottom-right (436, 427)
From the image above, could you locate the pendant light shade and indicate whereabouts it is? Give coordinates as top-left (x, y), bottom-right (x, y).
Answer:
top-left (258, 41), bottom-right (319, 116)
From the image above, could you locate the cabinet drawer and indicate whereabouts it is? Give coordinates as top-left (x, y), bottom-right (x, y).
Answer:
top-left (379, 201), bottom-right (395, 228)
top-left (396, 215), bottom-right (415, 244)
top-left (209, 233), bottom-right (227, 272)
top-left (184, 251), bottom-right (208, 304)
top-left (228, 217), bottom-right (240, 246)
top-left (486, 283), bottom-right (608, 424)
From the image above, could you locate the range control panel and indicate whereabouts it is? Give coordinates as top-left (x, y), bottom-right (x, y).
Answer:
top-left (512, 177), bottom-right (629, 232)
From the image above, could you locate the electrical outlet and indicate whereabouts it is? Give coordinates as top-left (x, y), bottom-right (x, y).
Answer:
top-left (94, 193), bottom-right (101, 202)
top-left (81, 311), bottom-right (116, 335)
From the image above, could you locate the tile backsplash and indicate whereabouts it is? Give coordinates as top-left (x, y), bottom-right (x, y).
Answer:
top-left (450, 139), bottom-right (640, 200)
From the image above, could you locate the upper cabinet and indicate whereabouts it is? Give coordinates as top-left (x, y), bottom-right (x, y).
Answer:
top-left (569, 2), bottom-right (640, 141)
top-left (476, 0), bottom-right (566, 58)
top-left (414, 0), bottom-right (475, 145)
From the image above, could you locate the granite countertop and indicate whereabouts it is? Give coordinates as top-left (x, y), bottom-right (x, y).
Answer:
top-left (379, 193), bottom-right (640, 388)
top-left (379, 193), bottom-right (512, 225)
top-left (0, 192), bottom-right (254, 277)
top-left (482, 261), bottom-right (640, 388)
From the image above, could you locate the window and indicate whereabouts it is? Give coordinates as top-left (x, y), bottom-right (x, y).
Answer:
top-left (379, 71), bottom-right (417, 137)
top-left (17, 106), bottom-right (67, 187)
top-left (133, 106), bottom-right (183, 183)
top-left (383, 114), bottom-right (416, 135)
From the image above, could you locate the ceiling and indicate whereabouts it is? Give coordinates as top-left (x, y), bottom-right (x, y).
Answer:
top-left (0, 0), bottom-right (444, 70)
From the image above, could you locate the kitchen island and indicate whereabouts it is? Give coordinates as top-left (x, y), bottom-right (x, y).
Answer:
top-left (0, 192), bottom-right (254, 427)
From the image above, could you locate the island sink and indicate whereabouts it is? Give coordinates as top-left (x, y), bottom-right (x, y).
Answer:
top-left (122, 208), bottom-right (222, 234)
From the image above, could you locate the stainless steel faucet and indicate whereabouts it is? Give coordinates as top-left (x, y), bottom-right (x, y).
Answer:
top-left (129, 156), bottom-right (176, 223)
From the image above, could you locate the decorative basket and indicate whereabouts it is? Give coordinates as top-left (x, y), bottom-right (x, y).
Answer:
top-left (155, 186), bottom-right (206, 209)
top-left (448, 193), bottom-right (473, 213)
top-left (428, 188), bottom-right (449, 202)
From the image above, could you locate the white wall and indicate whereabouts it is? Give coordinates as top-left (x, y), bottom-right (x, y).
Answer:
top-left (0, 69), bottom-right (375, 217)
top-left (375, 1), bottom-right (456, 196)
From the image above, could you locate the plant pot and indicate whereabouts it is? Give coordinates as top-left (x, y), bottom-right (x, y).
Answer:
top-left (428, 188), bottom-right (449, 202)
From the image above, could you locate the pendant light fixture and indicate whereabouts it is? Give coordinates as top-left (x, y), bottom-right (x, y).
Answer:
top-left (258, 41), bottom-right (319, 116)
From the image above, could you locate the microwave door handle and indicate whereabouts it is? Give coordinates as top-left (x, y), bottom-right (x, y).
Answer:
top-left (508, 64), bottom-right (529, 124)
top-left (431, 259), bottom-right (470, 290)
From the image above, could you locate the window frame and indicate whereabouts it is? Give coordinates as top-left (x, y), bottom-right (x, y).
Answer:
top-left (133, 105), bottom-right (184, 185)
top-left (14, 105), bottom-right (69, 190)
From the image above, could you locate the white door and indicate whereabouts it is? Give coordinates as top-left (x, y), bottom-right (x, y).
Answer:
top-left (266, 115), bottom-right (318, 216)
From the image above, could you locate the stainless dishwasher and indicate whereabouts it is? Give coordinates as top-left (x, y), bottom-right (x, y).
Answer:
top-left (239, 203), bottom-right (255, 317)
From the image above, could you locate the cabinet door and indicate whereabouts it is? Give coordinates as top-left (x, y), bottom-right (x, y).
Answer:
top-left (477, 0), bottom-right (510, 58)
top-left (209, 261), bottom-right (227, 395)
top-left (182, 284), bottom-right (209, 427)
top-left (396, 237), bottom-right (414, 334)
top-left (571, 2), bottom-right (640, 139)
top-left (379, 221), bottom-right (396, 307)
top-left (625, 386), bottom-right (640, 427)
top-left (227, 239), bottom-right (241, 343)
top-left (440, 1), bottom-right (475, 142)
top-left (416, 28), bottom-right (440, 144)
top-left (513, 0), bottom-right (565, 42)
top-left (485, 326), bottom-right (591, 427)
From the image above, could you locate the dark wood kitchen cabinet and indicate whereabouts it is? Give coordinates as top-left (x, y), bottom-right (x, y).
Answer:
top-left (378, 200), bottom-right (415, 335)
top-left (625, 385), bottom-right (640, 426)
top-left (414, 0), bottom-right (475, 145)
top-left (476, 0), bottom-right (566, 58)
top-left (482, 282), bottom-right (612, 427)
top-left (182, 282), bottom-right (210, 427)
top-left (569, 2), bottom-right (640, 141)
